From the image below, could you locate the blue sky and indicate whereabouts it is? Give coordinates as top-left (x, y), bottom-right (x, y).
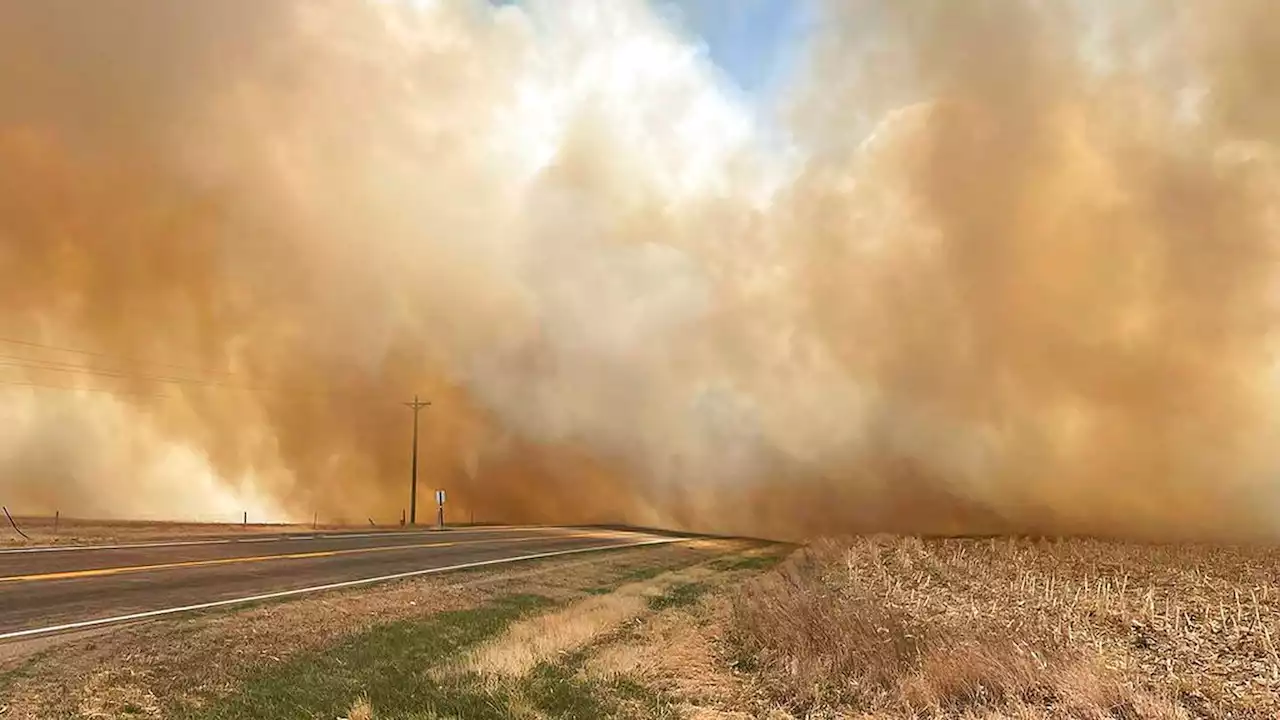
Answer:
top-left (660, 0), bottom-right (814, 96)
top-left (490, 0), bottom-right (815, 97)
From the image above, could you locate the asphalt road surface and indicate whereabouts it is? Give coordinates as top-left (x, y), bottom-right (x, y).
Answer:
top-left (0, 526), bottom-right (680, 640)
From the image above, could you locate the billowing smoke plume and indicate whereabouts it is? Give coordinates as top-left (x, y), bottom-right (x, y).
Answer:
top-left (1, 0), bottom-right (1277, 539)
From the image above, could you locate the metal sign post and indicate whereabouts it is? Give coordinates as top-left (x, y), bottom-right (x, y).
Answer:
top-left (435, 489), bottom-right (446, 529)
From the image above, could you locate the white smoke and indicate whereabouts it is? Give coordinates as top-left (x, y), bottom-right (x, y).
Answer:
top-left (2, 0), bottom-right (1280, 540)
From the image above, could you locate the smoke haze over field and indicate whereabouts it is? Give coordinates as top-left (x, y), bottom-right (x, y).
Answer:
top-left (1, 0), bottom-right (1279, 539)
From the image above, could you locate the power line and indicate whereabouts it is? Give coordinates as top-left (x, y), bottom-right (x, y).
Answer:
top-left (0, 335), bottom-right (239, 377)
top-left (0, 379), bottom-right (169, 399)
top-left (0, 355), bottom-right (366, 398)
top-left (0, 334), bottom-right (398, 401)
top-left (0, 356), bottom-right (234, 388)
top-left (0, 358), bottom-right (275, 393)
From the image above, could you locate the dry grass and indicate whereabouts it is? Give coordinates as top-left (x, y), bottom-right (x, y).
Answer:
top-left (466, 565), bottom-right (713, 677)
top-left (344, 695), bottom-right (374, 720)
top-left (732, 536), bottom-right (1280, 719)
top-left (37, 533), bottom-right (1279, 719)
top-left (441, 547), bottom-right (780, 720)
top-left (0, 516), bottom-right (322, 547)
top-left (586, 593), bottom-right (752, 713)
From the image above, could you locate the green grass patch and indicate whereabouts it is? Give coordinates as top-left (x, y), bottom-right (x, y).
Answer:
top-left (518, 662), bottom-right (681, 720)
top-left (515, 649), bottom-right (680, 720)
top-left (611, 676), bottom-right (681, 718)
top-left (620, 566), bottom-right (665, 583)
top-left (648, 581), bottom-right (708, 611)
top-left (581, 560), bottom-right (681, 596)
top-left (523, 661), bottom-right (615, 720)
top-left (184, 594), bottom-right (550, 720)
top-left (711, 552), bottom-right (787, 572)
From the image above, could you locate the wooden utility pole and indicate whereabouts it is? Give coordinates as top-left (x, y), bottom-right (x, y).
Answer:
top-left (404, 395), bottom-right (431, 525)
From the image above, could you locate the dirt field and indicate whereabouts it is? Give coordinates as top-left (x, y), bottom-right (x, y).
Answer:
top-left (0, 515), bottom-right (443, 547)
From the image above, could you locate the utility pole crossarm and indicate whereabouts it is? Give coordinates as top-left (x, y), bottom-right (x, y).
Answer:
top-left (404, 394), bottom-right (431, 526)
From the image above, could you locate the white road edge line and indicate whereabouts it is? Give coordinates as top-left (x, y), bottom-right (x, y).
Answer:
top-left (0, 537), bottom-right (684, 642)
top-left (0, 525), bottom-right (559, 555)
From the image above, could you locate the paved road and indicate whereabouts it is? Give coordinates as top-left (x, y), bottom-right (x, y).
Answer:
top-left (0, 526), bottom-right (679, 640)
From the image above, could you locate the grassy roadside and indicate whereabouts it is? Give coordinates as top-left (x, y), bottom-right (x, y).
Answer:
top-left (0, 539), bottom-right (776, 719)
top-left (192, 596), bottom-right (681, 719)
top-left (188, 594), bottom-right (551, 720)
top-left (184, 542), bottom-right (788, 720)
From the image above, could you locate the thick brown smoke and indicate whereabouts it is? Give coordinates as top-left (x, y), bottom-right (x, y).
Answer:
top-left (1, 0), bottom-right (1278, 539)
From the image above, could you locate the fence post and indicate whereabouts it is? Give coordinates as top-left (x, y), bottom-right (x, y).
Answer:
top-left (2, 506), bottom-right (30, 540)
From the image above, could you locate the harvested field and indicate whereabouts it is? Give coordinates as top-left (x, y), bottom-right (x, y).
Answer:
top-left (732, 537), bottom-right (1280, 719)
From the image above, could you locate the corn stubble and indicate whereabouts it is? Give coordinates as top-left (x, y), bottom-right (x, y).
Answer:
top-left (731, 537), bottom-right (1280, 719)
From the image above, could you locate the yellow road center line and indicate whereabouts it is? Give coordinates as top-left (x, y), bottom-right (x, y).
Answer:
top-left (0, 532), bottom-right (621, 584)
